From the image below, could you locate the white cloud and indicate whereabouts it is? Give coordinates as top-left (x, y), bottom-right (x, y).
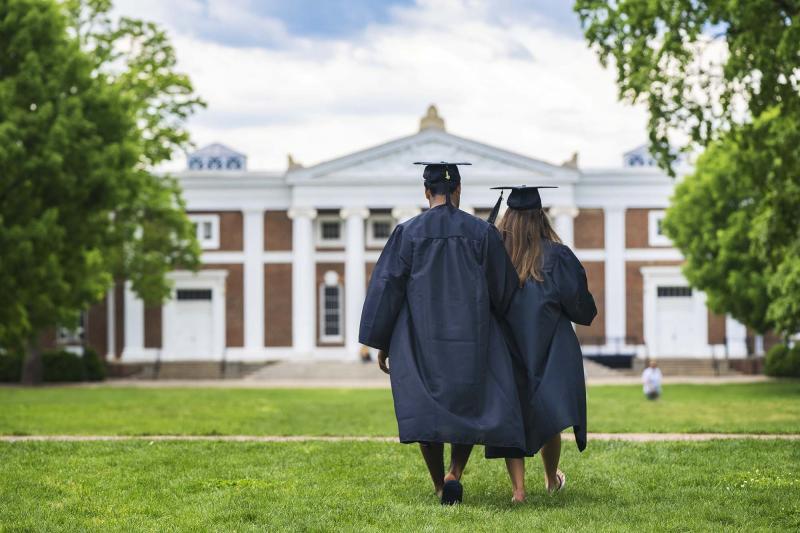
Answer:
top-left (113, 0), bottom-right (649, 171)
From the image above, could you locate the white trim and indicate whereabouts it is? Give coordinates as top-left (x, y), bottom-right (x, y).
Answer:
top-left (316, 214), bottom-right (344, 248)
top-left (188, 214), bottom-right (220, 250)
top-left (243, 209), bottom-right (264, 351)
top-left (106, 289), bottom-right (116, 359)
top-left (604, 207), bottom-right (626, 344)
top-left (201, 251), bottom-right (244, 263)
top-left (122, 281), bottom-right (145, 359)
top-left (625, 248), bottom-right (684, 261)
top-left (263, 251), bottom-right (293, 263)
top-left (318, 282), bottom-right (344, 343)
top-left (366, 214), bottom-right (396, 248)
top-left (162, 270), bottom-right (228, 361)
top-left (648, 210), bottom-right (671, 246)
top-left (575, 249), bottom-right (606, 262)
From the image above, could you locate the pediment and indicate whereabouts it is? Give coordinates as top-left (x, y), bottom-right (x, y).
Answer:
top-left (288, 129), bottom-right (578, 185)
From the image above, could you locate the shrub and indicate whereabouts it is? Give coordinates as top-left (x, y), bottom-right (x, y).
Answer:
top-left (764, 344), bottom-right (800, 378)
top-left (82, 347), bottom-right (106, 381)
top-left (0, 353), bottom-right (24, 382)
top-left (42, 350), bottom-right (86, 382)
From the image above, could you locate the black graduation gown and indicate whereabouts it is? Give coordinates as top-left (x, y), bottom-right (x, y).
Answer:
top-left (359, 205), bottom-right (526, 449)
top-left (486, 241), bottom-right (597, 458)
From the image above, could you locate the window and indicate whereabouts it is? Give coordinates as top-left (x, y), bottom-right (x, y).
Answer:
top-left (319, 271), bottom-right (343, 342)
top-left (57, 312), bottom-right (85, 345)
top-left (188, 156), bottom-right (203, 170)
top-left (367, 215), bottom-right (395, 247)
top-left (226, 157), bottom-right (243, 170)
top-left (176, 289), bottom-right (213, 300)
top-left (316, 216), bottom-right (343, 247)
top-left (207, 157), bottom-right (223, 170)
top-left (648, 210), bottom-right (671, 246)
top-left (188, 214), bottom-right (220, 249)
top-left (657, 286), bottom-right (692, 297)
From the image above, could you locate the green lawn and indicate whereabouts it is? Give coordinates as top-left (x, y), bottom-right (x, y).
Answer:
top-left (1, 382), bottom-right (799, 436)
top-left (1, 440), bottom-right (798, 531)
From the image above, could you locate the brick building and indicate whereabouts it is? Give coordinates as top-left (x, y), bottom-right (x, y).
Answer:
top-left (78, 107), bottom-right (755, 367)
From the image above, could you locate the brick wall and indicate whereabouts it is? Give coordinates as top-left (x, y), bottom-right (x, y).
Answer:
top-left (204, 263), bottom-right (244, 347)
top-left (576, 261), bottom-right (605, 345)
top-left (264, 210), bottom-right (292, 251)
top-left (626, 208), bottom-right (660, 249)
top-left (316, 262), bottom-right (345, 347)
top-left (86, 298), bottom-right (108, 356)
top-left (707, 311), bottom-right (726, 345)
top-left (144, 305), bottom-right (162, 349)
top-left (265, 264), bottom-right (292, 346)
top-left (574, 209), bottom-right (605, 249)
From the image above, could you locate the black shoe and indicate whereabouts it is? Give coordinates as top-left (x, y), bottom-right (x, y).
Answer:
top-left (440, 479), bottom-right (463, 505)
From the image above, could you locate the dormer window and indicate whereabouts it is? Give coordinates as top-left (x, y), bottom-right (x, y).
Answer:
top-left (185, 143), bottom-right (247, 171)
top-left (207, 157), bottom-right (223, 170)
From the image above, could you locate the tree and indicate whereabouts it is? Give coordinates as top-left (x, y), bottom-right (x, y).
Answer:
top-left (575, 1), bottom-right (800, 337)
top-left (0, 0), bottom-right (203, 383)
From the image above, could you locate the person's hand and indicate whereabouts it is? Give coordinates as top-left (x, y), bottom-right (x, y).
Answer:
top-left (378, 350), bottom-right (390, 374)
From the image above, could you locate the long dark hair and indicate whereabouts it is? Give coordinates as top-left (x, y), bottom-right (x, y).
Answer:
top-left (496, 208), bottom-right (561, 285)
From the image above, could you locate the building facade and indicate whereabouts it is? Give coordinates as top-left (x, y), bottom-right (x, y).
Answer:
top-left (81, 107), bottom-right (756, 365)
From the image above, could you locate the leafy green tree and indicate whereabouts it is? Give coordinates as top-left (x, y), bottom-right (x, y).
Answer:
top-left (575, 1), bottom-right (800, 338)
top-left (0, 0), bottom-right (203, 383)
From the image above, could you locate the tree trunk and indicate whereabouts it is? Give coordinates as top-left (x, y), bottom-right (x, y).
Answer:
top-left (20, 338), bottom-right (43, 385)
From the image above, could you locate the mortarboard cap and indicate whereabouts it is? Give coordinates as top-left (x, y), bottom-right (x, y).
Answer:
top-left (414, 161), bottom-right (471, 206)
top-left (487, 185), bottom-right (558, 224)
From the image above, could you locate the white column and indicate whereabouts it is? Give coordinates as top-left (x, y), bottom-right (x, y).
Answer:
top-left (551, 206), bottom-right (579, 249)
top-left (604, 207), bottom-right (626, 351)
top-left (289, 207), bottom-right (317, 357)
top-left (122, 281), bottom-right (145, 359)
top-left (725, 315), bottom-right (748, 357)
top-left (243, 209), bottom-right (265, 353)
top-left (391, 206), bottom-right (421, 224)
top-left (341, 207), bottom-right (369, 358)
top-left (106, 288), bottom-right (116, 359)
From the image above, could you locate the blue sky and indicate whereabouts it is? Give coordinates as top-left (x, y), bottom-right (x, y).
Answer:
top-left (113, 0), bottom-right (648, 171)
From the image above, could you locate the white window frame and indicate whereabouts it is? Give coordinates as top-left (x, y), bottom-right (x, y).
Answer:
top-left (366, 215), bottom-right (396, 247)
top-left (319, 282), bottom-right (344, 343)
top-left (188, 214), bottom-right (220, 250)
top-left (316, 215), bottom-right (344, 248)
top-left (648, 210), bottom-right (671, 247)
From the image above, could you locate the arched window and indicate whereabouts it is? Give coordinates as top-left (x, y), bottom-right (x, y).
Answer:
top-left (319, 271), bottom-right (343, 342)
top-left (226, 157), bottom-right (242, 170)
top-left (188, 157), bottom-right (203, 170)
top-left (207, 157), bottom-right (223, 170)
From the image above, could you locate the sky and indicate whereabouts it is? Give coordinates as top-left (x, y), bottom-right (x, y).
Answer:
top-left (112, 0), bottom-right (649, 171)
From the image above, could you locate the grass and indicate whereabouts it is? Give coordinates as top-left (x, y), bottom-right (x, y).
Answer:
top-left (1, 439), bottom-right (798, 531)
top-left (1, 382), bottom-right (799, 436)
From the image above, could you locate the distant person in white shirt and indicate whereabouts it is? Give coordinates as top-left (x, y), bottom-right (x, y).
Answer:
top-left (642, 360), bottom-right (662, 400)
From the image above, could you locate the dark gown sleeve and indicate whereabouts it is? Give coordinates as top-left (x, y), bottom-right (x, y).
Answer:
top-left (483, 226), bottom-right (519, 317)
top-left (553, 245), bottom-right (597, 326)
top-left (358, 224), bottom-right (411, 351)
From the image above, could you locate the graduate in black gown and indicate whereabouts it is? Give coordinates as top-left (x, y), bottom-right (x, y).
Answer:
top-left (484, 186), bottom-right (597, 503)
top-left (359, 162), bottom-right (524, 505)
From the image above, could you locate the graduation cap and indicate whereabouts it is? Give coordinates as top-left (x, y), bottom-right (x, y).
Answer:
top-left (414, 161), bottom-right (471, 205)
top-left (487, 185), bottom-right (558, 224)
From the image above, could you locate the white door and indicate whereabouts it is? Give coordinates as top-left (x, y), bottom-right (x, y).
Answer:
top-left (172, 289), bottom-right (214, 359)
top-left (655, 286), bottom-right (697, 356)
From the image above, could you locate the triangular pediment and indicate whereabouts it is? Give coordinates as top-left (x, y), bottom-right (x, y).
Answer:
top-left (288, 129), bottom-right (578, 185)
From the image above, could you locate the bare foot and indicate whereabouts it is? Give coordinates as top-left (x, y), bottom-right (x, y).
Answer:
top-left (511, 489), bottom-right (526, 503)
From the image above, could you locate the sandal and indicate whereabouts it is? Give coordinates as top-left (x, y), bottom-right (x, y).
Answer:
top-left (547, 470), bottom-right (566, 494)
